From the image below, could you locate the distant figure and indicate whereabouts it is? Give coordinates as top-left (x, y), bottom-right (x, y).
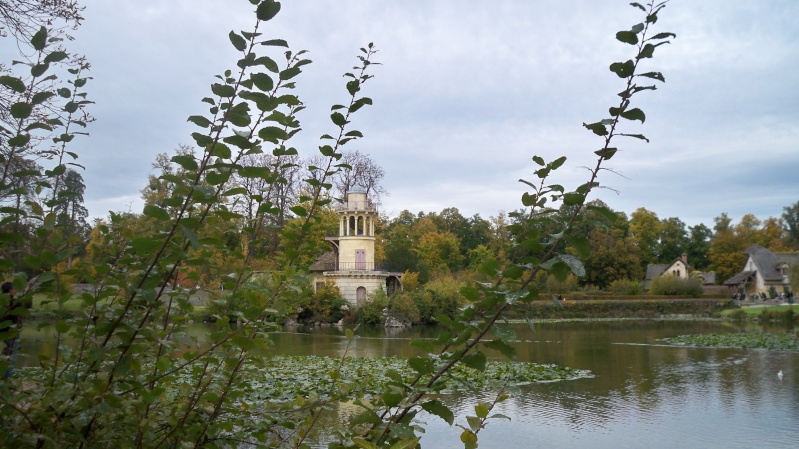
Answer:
top-left (1, 281), bottom-right (31, 378)
top-left (778, 370), bottom-right (784, 381)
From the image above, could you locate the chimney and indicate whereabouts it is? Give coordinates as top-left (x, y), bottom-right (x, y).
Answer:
top-left (681, 253), bottom-right (688, 264)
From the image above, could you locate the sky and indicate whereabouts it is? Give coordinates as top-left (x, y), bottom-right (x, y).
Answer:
top-left (12, 0), bottom-right (799, 228)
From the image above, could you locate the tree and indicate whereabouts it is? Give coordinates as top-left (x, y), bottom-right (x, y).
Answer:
top-left (330, 149), bottom-right (386, 204)
top-left (629, 207), bottom-right (662, 265)
top-left (658, 217), bottom-right (687, 262)
top-left (783, 201), bottom-right (799, 247)
top-left (0, 0), bottom-right (83, 42)
top-left (1, 2), bottom-right (678, 447)
top-left (686, 223), bottom-right (712, 270)
top-left (582, 227), bottom-right (643, 289)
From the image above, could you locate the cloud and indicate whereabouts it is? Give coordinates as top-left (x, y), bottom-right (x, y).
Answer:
top-left (20, 0), bottom-right (796, 231)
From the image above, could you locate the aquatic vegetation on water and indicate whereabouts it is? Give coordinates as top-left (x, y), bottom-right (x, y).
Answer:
top-left (241, 355), bottom-right (591, 402)
top-left (661, 332), bottom-right (799, 350)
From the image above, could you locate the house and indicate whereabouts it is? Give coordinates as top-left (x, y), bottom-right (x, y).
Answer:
top-left (644, 254), bottom-right (691, 290)
top-left (644, 254), bottom-right (716, 290)
top-left (309, 189), bottom-right (402, 306)
top-left (723, 245), bottom-right (797, 294)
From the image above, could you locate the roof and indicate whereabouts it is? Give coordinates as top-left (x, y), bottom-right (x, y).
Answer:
top-left (644, 258), bottom-right (687, 281)
top-left (743, 245), bottom-right (797, 281)
top-left (645, 264), bottom-right (670, 281)
top-left (723, 270), bottom-right (756, 286)
top-left (309, 251), bottom-right (337, 272)
top-left (695, 272), bottom-right (716, 285)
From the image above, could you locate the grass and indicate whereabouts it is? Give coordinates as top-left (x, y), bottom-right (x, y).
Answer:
top-left (720, 304), bottom-right (798, 317)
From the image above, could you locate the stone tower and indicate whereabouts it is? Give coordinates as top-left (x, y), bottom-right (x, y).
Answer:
top-left (310, 189), bottom-right (402, 306)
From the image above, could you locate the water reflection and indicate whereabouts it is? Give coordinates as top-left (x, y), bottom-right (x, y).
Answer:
top-left (18, 320), bottom-right (799, 448)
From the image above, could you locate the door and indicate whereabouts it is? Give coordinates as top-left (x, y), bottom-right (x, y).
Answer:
top-left (355, 249), bottom-right (366, 270)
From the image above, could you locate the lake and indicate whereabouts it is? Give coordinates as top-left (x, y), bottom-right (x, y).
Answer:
top-left (19, 319), bottom-right (799, 448)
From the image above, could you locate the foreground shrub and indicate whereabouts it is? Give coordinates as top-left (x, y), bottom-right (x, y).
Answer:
top-left (608, 278), bottom-right (644, 295)
top-left (359, 289), bottom-right (390, 325)
top-left (649, 275), bottom-right (703, 297)
top-left (389, 291), bottom-right (421, 324)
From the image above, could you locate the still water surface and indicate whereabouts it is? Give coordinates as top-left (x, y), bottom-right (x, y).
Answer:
top-left (21, 320), bottom-right (799, 448)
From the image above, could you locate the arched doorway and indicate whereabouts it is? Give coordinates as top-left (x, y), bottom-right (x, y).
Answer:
top-left (356, 286), bottom-right (367, 306)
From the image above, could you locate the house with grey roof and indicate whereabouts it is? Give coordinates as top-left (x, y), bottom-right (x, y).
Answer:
top-left (723, 245), bottom-right (797, 294)
top-left (644, 253), bottom-right (716, 290)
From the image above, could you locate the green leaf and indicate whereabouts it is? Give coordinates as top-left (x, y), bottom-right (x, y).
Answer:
top-left (211, 83), bottom-right (235, 97)
top-left (532, 155), bottom-right (545, 166)
top-left (422, 400), bottom-right (454, 425)
top-left (187, 115), bottom-right (212, 128)
top-left (143, 205), bottom-right (171, 221)
top-left (229, 31), bottom-right (247, 51)
top-left (570, 236), bottom-right (590, 258)
top-left (620, 108), bottom-right (646, 123)
top-left (0, 75), bottom-right (25, 93)
top-left (31, 26), bottom-right (47, 51)
top-left (609, 60), bottom-right (635, 78)
top-left (638, 43), bottom-right (656, 59)
top-left (616, 30), bottom-right (638, 45)
top-left (563, 192), bottom-right (583, 206)
top-left (462, 351), bottom-right (486, 371)
top-left (131, 236), bottom-right (162, 253)
top-left (408, 356), bottom-right (434, 375)
top-left (352, 438), bottom-right (379, 449)
top-left (8, 134), bottom-right (31, 147)
top-left (226, 102), bottom-right (251, 127)
top-left (223, 134), bottom-right (252, 149)
top-left (279, 67), bottom-right (301, 81)
top-left (44, 51), bottom-right (68, 63)
top-left (484, 339), bottom-right (516, 359)
top-left (192, 132), bottom-right (214, 147)
top-left (31, 91), bottom-right (55, 105)
top-left (290, 205), bottom-right (307, 217)
top-left (649, 32), bottom-right (677, 41)
top-left (639, 71), bottom-right (665, 82)
top-left (261, 39), bottom-right (288, 47)
top-left (330, 112), bottom-right (346, 127)
top-left (619, 133), bottom-right (649, 142)
top-left (180, 224), bottom-right (200, 249)
top-left (172, 154), bottom-right (198, 171)
top-left (250, 72), bottom-right (274, 91)
top-left (210, 142), bottom-right (231, 158)
top-left (594, 147), bottom-right (618, 160)
top-left (256, 0), bottom-right (281, 21)
top-left (258, 126), bottom-right (288, 143)
top-left (31, 63), bottom-right (49, 77)
top-left (10, 102), bottom-right (33, 119)
top-left (583, 122), bottom-right (608, 136)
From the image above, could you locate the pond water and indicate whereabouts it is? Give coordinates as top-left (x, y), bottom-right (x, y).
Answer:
top-left (19, 319), bottom-right (799, 448)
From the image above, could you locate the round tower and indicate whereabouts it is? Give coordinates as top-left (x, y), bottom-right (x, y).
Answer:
top-left (336, 189), bottom-right (376, 271)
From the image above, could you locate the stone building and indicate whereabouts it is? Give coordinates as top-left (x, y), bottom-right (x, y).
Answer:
top-left (309, 189), bottom-right (402, 306)
top-left (723, 245), bottom-right (797, 294)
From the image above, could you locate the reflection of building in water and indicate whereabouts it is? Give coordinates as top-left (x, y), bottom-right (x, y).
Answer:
top-left (310, 189), bottom-right (402, 306)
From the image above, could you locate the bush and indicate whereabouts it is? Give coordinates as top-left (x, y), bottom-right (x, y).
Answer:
top-left (546, 273), bottom-right (579, 294)
top-left (308, 282), bottom-right (347, 322)
top-left (389, 291), bottom-right (421, 324)
top-left (649, 275), bottom-right (703, 297)
top-left (607, 279), bottom-right (644, 296)
top-left (359, 289), bottom-right (390, 325)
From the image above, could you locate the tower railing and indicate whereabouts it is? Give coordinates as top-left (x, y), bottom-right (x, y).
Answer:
top-left (335, 200), bottom-right (376, 212)
top-left (315, 261), bottom-right (385, 271)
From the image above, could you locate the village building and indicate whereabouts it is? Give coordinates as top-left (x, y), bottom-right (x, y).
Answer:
top-left (309, 189), bottom-right (402, 306)
top-left (723, 245), bottom-right (797, 294)
top-left (644, 253), bottom-right (715, 290)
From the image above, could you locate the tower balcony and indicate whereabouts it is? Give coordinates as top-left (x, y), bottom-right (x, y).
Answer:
top-left (315, 261), bottom-right (385, 272)
top-left (335, 200), bottom-right (377, 212)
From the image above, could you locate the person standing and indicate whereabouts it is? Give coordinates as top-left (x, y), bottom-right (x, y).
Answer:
top-left (1, 281), bottom-right (30, 378)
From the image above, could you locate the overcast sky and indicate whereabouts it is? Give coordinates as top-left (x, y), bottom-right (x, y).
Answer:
top-left (25, 0), bottom-right (799, 228)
